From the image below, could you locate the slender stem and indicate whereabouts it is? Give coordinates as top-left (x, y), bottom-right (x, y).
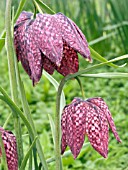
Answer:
top-left (15, 67), bottom-right (48, 170)
top-left (5, 0), bottom-right (23, 167)
top-left (75, 77), bottom-right (85, 99)
top-left (55, 76), bottom-right (68, 170)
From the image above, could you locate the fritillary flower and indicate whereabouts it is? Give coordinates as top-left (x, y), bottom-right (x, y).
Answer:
top-left (14, 11), bottom-right (91, 85)
top-left (0, 127), bottom-right (18, 170)
top-left (61, 97), bottom-right (121, 159)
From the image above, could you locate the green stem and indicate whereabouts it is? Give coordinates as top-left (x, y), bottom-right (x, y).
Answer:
top-left (55, 78), bottom-right (67, 170)
top-left (75, 77), bottom-right (85, 99)
top-left (15, 67), bottom-right (48, 170)
top-left (5, 0), bottom-right (23, 166)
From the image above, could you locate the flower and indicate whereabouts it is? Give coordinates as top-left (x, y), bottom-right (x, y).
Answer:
top-left (61, 97), bottom-right (121, 159)
top-left (14, 11), bottom-right (91, 85)
top-left (0, 127), bottom-right (18, 170)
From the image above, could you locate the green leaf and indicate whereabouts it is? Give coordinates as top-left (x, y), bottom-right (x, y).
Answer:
top-left (34, 0), bottom-right (55, 14)
top-left (14, 0), bottom-right (27, 22)
top-left (88, 31), bottom-right (117, 46)
top-left (48, 114), bottom-right (55, 146)
top-left (80, 72), bottom-right (128, 79)
top-left (43, 71), bottom-right (66, 113)
top-left (0, 32), bottom-right (6, 52)
top-left (89, 46), bottom-right (126, 68)
top-left (19, 136), bottom-right (38, 170)
top-left (33, 0), bottom-right (44, 14)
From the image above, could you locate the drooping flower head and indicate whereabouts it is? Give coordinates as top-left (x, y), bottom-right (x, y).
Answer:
top-left (61, 97), bottom-right (121, 159)
top-left (14, 11), bottom-right (91, 85)
top-left (0, 127), bottom-right (18, 170)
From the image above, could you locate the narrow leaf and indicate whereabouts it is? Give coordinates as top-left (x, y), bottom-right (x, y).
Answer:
top-left (19, 136), bottom-right (38, 170)
top-left (89, 46), bottom-right (125, 68)
top-left (14, 0), bottom-right (27, 22)
top-left (48, 114), bottom-right (55, 145)
top-left (81, 73), bottom-right (128, 78)
top-left (33, 0), bottom-right (44, 14)
top-left (34, 0), bottom-right (55, 14)
top-left (44, 71), bottom-right (66, 113)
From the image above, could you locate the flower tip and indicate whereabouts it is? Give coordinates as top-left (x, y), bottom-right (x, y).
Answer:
top-left (102, 152), bottom-right (108, 158)
top-left (117, 138), bottom-right (122, 143)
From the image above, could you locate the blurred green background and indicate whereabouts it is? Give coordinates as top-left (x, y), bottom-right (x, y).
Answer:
top-left (0, 0), bottom-right (128, 170)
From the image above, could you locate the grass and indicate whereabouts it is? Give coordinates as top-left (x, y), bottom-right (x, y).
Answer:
top-left (0, 0), bottom-right (128, 169)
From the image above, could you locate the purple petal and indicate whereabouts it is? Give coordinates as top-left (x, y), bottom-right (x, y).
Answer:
top-left (84, 102), bottom-right (109, 158)
top-left (56, 42), bottom-right (79, 76)
top-left (61, 106), bottom-right (68, 154)
top-left (14, 17), bottom-right (33, 80)
top-left (64, 101), bottom-right (86, 159)
top-left (42, 54), bottom-right (55, 75)
top-left (24, 21), bottom-right (43, 85)
top-left (0, 127), bottom-right (18, 170)
top-left (87, 97), bottom-right (121, 142)
top-left (15, 11), bottom-right (33, 25)
top-left (55, 13), bottom-right (91, 62)
top-left (33, 13), bottom-right (63, 66)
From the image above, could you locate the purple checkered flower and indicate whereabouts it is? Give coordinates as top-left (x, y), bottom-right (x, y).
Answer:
top-left (61, 97), bottom-right (121, 159)
top-left (14, 11), bottom-right (91, 85)
top-left (0, 127), bottom-right (18, 170)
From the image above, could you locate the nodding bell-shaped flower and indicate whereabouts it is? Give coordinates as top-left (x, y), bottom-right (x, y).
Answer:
top-left (0, 127), bottom-right (18, 170)
top-left (61, 97), bottom-right (121, 159)
top-left (14, 11), bottom-right (91, 85)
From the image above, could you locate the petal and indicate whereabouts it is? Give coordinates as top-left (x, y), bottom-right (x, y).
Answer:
top-left (0, 127), bottom-right (18, 170)
top-left (56, 42), bottom-right (79, 76)
top-left (24, 22), bottom-right (43, 85)
top-left (55, 13), bottom-right (91, 62)
top-left (14, 19), bottom-right (33, 79)
top-left (84, 102), bottom-right (109, 158)
top-left (61, 106), bottom-right (68, 154)
top-left (66, 101), bottom-right (86, 158)
top-left (87, 97), bottom-right (121, 142)
top-left (15, 11), bottom-right (33, 25)
top-left (33, 13), bottom-right (63, 66)
top-left (42, 54), bottom-right (55, 75)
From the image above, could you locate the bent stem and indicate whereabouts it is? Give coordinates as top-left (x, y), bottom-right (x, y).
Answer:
top-left (55, 77), bottom-right (68, 170)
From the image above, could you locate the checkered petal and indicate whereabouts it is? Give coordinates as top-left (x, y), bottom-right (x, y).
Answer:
top-left (0, 127), bottom-right (18, 170)
top-left (14, 13), bottom-right (33, 80)
top-left (55, 13), bottom-right (91, 62)
top-left (61, 106), bottom-right (68, 154)
top-left (56, 42), bottom-right (79, 76)
top-left (23, 21), bottom-right (43, 85)
top-left (84, 102), bottom-right (109, 158)
top-left (87, 97), bottom-right (121, 142)
top-left (61, 98), bottom-right (86, 159)
top-left (32, 13), bottom-right (63, 66)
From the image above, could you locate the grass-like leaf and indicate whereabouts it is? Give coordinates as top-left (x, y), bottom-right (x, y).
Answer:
top-left (19, 136), bottom-right (38, 170)
top-left (80, 73), bottom-right (128, 79)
